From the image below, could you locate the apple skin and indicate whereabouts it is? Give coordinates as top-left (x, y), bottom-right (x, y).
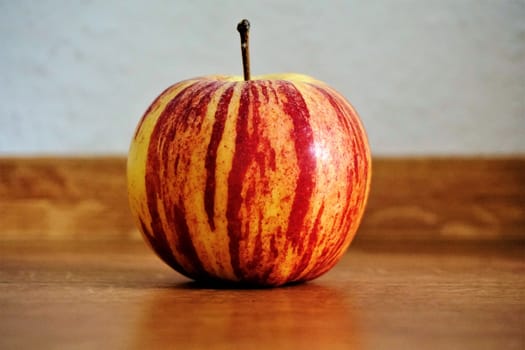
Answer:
top-left (127, 73), bottom-right (371, 287)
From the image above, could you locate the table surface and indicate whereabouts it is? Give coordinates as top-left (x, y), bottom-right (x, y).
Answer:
top-left (1, 239), bottom-right (524, 350)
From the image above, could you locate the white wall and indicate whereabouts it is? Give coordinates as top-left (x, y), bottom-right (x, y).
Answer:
top-left (1, 0), bottom-right (524, 155)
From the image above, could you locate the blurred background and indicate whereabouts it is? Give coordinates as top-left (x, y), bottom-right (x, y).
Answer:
top-left (1, 0), bottom-right (524, 156)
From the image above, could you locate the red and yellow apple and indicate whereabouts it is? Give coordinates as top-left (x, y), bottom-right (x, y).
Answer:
top-left (127, 20), bottom-right (371, 287)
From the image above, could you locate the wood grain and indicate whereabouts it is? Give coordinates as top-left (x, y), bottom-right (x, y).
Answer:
top-left (0, 157), bottom-right (135, 241)
top-left (360, 157), bottom-right (525, 242)
top-left (1, 239), bottom-right (523, 350)
top-left (1, 157), bottom-right (523, 241)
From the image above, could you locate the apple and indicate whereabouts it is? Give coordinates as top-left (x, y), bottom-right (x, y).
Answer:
top-left (127, 19), bottom-right (371, 287)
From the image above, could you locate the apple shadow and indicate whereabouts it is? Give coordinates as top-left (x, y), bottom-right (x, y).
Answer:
top-left (173, 278), bottom-right (308, 290)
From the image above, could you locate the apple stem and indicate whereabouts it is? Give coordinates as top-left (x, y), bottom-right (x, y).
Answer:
top-left (237, 19), bottom-right (251, 81)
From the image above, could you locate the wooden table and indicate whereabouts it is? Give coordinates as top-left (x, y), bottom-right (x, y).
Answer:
top-left (1, 157), bottom-right (524, 349)
top-left (1, 239), bottom-right (523, 350)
